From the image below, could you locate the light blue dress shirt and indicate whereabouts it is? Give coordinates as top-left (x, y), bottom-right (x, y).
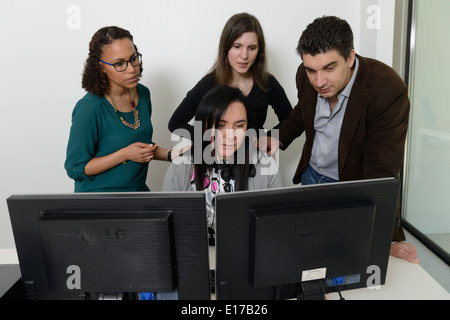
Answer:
top-left (309, 57), bottom-right (360, 180)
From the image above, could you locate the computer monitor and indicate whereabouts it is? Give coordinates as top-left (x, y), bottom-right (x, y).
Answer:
top-left (215, 177), bottom-right (400, 300)
top-left (7, 192), bottom-right (210, 300)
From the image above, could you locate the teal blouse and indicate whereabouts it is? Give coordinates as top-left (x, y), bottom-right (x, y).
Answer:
top-left (65, 84), bottom-right (154, 192)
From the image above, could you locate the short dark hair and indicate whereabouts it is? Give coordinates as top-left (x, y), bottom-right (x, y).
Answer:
top-left (82, 26), bottom-right (142, 96)
top-left (297, 16), bottom-right (354, 60)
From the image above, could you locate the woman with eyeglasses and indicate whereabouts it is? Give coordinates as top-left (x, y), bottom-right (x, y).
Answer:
top-left (168, 12), bottom-right (292, 139)
top-left (65, 26), bottom-right (176, 192)
top-left (163, 86), bottom-right (283, 245)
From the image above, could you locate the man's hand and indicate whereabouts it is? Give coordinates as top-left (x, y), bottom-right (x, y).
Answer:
top-left (390, 242), bottom-right (420, 264)
top-left (257, 136), bottom-right (281, 156)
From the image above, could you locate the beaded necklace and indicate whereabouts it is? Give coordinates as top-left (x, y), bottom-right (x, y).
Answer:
top-left (107, 88), bottom-right (140, 130)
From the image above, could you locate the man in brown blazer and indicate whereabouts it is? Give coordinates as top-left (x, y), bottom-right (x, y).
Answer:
top-left (263, 16), bottom-right (419, 263)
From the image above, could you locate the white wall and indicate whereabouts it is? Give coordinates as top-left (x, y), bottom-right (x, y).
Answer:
top-left (0, 0), bottom-right (395, 248)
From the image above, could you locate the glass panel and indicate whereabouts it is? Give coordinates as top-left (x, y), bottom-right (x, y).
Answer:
top-left (404, 0), bottom-right (450, 259)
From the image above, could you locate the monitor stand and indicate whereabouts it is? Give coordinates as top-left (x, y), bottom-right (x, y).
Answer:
top-left (84, 292), bottom-right (139, 300)
top-left (297, 279), bottom-right (326, 300)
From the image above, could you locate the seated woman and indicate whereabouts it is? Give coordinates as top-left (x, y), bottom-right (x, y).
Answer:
top-left (163, 86), bottom-right (283, 245)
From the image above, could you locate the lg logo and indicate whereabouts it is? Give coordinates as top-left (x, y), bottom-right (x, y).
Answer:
top-left (80, 227), bottom-right (126, 244)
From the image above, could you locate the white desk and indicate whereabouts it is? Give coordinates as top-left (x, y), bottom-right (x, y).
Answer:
top-left (327, 256), bottom-right (449, 300)
top-left (0, 249), bottom-right (21, 298)
top-left (209, 247), bottom-right (450, 300)
top-left (2, 248), bottom-right (449, 300)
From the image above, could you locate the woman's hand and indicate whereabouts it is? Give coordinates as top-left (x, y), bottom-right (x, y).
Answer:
top-left (123, 142), bottom-right (159, 163)
top-left (84, 142), bottom-right (158, 176)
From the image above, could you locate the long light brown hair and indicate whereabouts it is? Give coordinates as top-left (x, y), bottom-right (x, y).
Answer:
top-left (208, 13), bottom-right (270, 92)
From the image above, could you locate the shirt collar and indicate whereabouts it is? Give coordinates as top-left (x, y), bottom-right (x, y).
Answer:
top-left (340, 56), bottom-right (359, 98)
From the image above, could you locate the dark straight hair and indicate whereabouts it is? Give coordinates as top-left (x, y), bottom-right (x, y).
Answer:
top-left (193, 86), bottom-right (257, 191)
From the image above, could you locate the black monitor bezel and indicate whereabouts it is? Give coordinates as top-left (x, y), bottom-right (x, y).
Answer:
top-left (7, 192), bottom-right (211, 300)
top-left (215, 178), bottom-right (400, 300)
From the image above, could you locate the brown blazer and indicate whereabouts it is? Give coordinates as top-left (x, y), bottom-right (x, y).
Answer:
top-left (278, 55), bottom-right (410, 241)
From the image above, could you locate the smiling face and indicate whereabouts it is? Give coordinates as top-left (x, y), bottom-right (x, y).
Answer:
top-left (212, 101), bottom-right (248, 161)
top-left (227, 32), bottom-right (259, 77)
top-left (99, 38), bottom-right (141, 92)
top-left (303, 49), bottom-right (356, 106)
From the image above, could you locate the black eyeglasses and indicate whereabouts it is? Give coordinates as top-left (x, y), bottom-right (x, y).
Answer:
top-left (99, 52), bottom-right (142, 72)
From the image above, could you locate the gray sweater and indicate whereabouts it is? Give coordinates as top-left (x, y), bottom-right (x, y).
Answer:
top-left (162, 153), bottom-right (283, 192)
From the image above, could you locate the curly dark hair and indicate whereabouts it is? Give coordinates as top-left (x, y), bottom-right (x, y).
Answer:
top-left (297, 16), bottom-right (354, 60)
top-left (82, 26), bottom-right (143, 96)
